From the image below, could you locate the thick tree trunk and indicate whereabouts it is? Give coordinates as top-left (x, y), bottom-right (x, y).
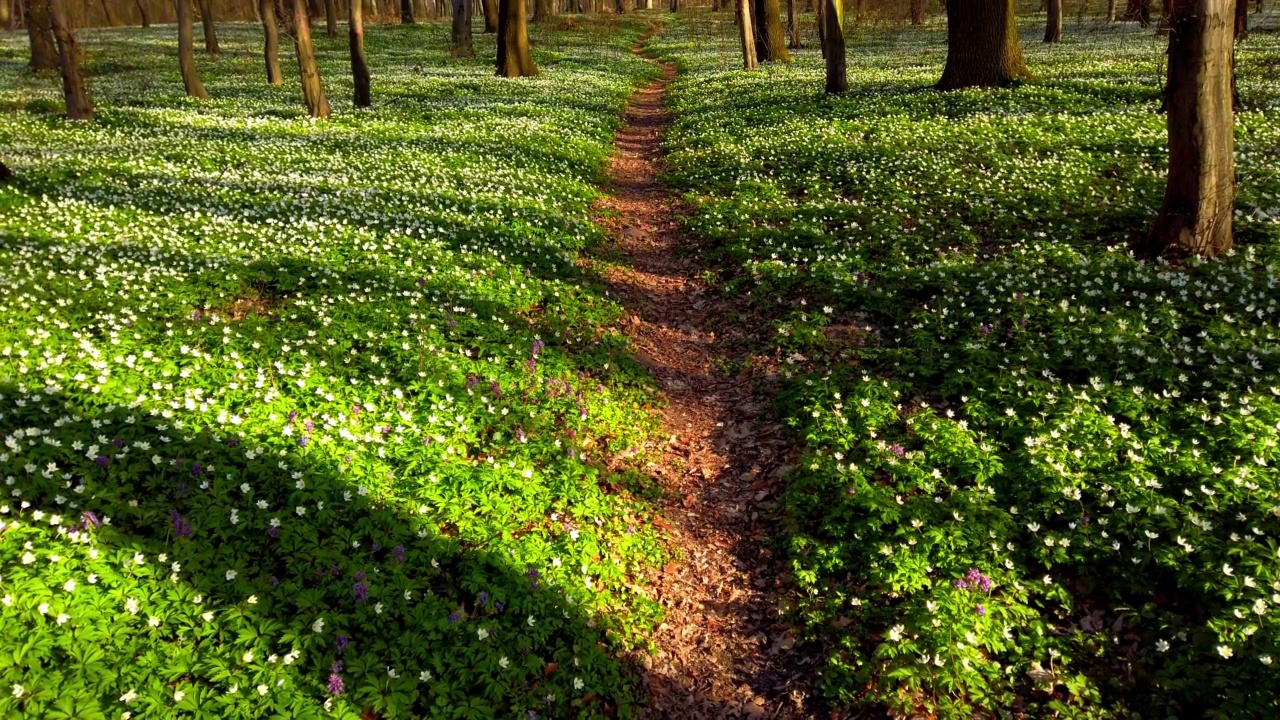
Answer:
top-left (451, 0), bottom-right (473, 54)
top-left (324, 0), bottom-right (337, 36)
top-left (135, 0), bottom-right (150, 25)
top-left (822, 0), bottom-right (845, 92)
top-left (532, 0), bottom-right (547, 21)
top-left (99, 0), bottom-right (119, 24)
top-left (47, 0), bottom-right (92, 120)
top-left (752, 0), bottom-right (789, 62)
top-left (496, 0), bottom-right (535, 76)
top-left (197, 0), bottom-right (219, 53)
top-left (738, 0), bottom-right (757, 68)
top-left (260, 0), bottom-right (283, 85)
top-left (936, 0), bottom-right (1031, 90)
top-left (1044, 0), bottom-right (1061, 41)
top-left (176, 0), bottom-right (210, 97)
top-left (292, 0), bottom-right (331, 117)
top-left (350, 0), bottom-right (371, 106)
top-left (0, 0), bottom-right (8, 30)
top-left (614, 0), bottom-right (624, 12)
top-left (1147, 0), bottom-right (1234, 258)
top-left (400, 0), bottom-right (413, 22)
top-left (911, 0), bottom-right (926, 23)
top-left (25, 0), bottom-right (59, 72)
top-left (786, 0), bottom-right (800, 48)
top-left (480, 0), bottom-right (496, 29)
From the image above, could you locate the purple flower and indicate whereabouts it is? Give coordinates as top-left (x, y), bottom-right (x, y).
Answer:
top-left (890, 444), bottom-right (905, 458)
top-left (335, 635), bottom-right (348, 653)
top-left (490, 381), bottom-right (501, 399)
top-left (81, 511), bottom-right (101, 528)
top-left (516, 428), bottom-right (526, 442)
top-left (448, 611), bottom-right (460, 624)
top-left (270, 576), bottom-right (280, 587)
top-left (479, 591), bottom-right (489, 608)
top-left (532, 339), bottom-right (545, 358)
top-left (353, 582), bottom-right (369, 602)
top-left (466, 374), bottom-right (479, 390)
top-left (327, 673), bottom-right (344, 697)
top-left (394, 545), bottom-right (405, 564)
top-left (112, 437), bottom-right (124, 449)
top-left (94, 455), bottom-right (109, 468)
top-left (170, 509), bottom-right (192, 538)
top-left (979, 324), bottom-right (991, 336)
top-left (267, 526), bottom-right (279, 538)
top-left (298, 435), bottom-right (309, 448)
top-left (190, 462), bottom-right (202, 477)
top-left (192, 309), bottom-right (203, 321)
top-left (288, 410), bottom-right (297, 423)
top-left (976, 603), bottom-right (986, 617)
top-left (332, 660), bottom-right (344, 673)
top-left (304, 420), bottom-right (314, 432)
top-left (495, 601), bottom-right (504, 613)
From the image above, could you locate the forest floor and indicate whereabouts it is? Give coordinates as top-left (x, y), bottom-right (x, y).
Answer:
top-left (590, 28), bottom-right (817, 720)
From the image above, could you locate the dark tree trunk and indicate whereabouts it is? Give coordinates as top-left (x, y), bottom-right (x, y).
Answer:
top-left (480, 0), bottom-right (496, 31)
top-left (815, 0), bottom-right (825, 57)
top-left (176, 0), bottom-right (210, 97)
top-left (135, 0), bottom-right (150, 26)
top-left (350, 0), bottom-right (371, 106)
top-left (822, 0), bottom-right (845, 92)
top-left (614, 0), bottom-right (624, 12)
top-left (400, 0), bottom-right (413, 22)
top-left (260, 0), bottom-right (283, 85)
top-left (532, 0), bottom-right (547, 21)
top-left (937, 0), bottom-right (1031, 90)
top-left (1044, 0), bottom-right (1061, 41)
top-left (1106, 0), bottom-right (1117, 18)
top-left (197, 0), bottom-right (219, 53)
top-left (451, 0), bottom-right (473, 54)
top-left (292, 0), bottom-right (331, 117)
top-left (99, 0), bottom-right (119, 24)
top-left (324, 0), bottom-right (337, 36)
top-left (786, 0), bottom-right (800, 48)
top-left (0, 0), bottom-right (8, 30)
top-left (669, 0), bottom-right (677, 10)
top-left (752, 0), bottom-right (789, 62)
top-left (911, 0), bottom-right (925, 23)
top-left (47, 0), bottom-right (92, 120)
top-left (25, 0), bottom-right (59, 72)
top-left (1146, 0), bottom-right (1234, 258)
top-left (738, 0), bottom-right (757, 68)
top-left (1234, 0), bottom-right (1247, 38)
top-left (1123, 0), bottom-right (1151, 25)
top-left (496, 0), bottom-right (535, 76)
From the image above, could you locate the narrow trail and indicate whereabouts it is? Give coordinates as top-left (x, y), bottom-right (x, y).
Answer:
top-left (590, 29), bottom-right (816, 720)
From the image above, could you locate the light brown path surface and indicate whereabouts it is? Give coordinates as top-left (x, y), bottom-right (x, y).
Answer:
top-left (590, 29), bottom-right (817, 720)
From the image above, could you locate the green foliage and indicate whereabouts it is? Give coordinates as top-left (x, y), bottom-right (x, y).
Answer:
top-left (0, 18), bottom-right (665, 719)
top-left (654, 14), bottom-right (1280, 719)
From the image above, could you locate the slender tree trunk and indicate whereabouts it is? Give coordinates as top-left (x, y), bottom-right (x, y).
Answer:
top-left (135, 0), bottom-right (150, 25)
top-left (480, 0), bottom-right (496, 30)
top-left (822, 0), bottom-right (845, 92)
top-left (176, 0), bottom-right (210, 97)
top-left (324, 0), bottom-right (336, 35)
top-left (292, 0), bottom-right (331, 117)
top-left (1044, 0), bottom-right (1061, 40)
top-left (99, 0), bottom-right (119, 24)
top-left (532, 0), bottom-right (547, 21)
top-left (1106, 0), bottom-right (1116, 19)
top-left (0, 0), bottom-right (8, 30)
top-left (614, 0), bottom-right (624, 12)
top-left (738, 0), bottom-right (757, 68)
top-left (47, 0), bottom-right (92, 120)
top-left (260, 0), bottom-right (283, 85)
top-left (1124, 0), bottom-right (1151, 25)
top-left (1233, 0), bottom-right (1246, 37)
top-left (350, 0), bottom-right (371, 106)
top-left (752, 0), bottom-right (789, 61)
top-left (936, 0), bottom-right (1031, 90)
top-left (911, 0), bottom-right (926, 23)
top-left (400, 0), bottom-right (413, 22)
top-left (786, 0), bottom-right (800, 48)
top-left (451, 0), bottom-right (473, 54)
top-left (815, 0), bottom-right (825, 57)
top-left (496, 0), bottom-right (535, 76)
top-left (25, 0), bottom-right (59, 72)
top-left (1146, 0), bottom-right (1233, 258)
top-left (669, 0), bottom-right (676, 10)
top-left (197, 0), bottom-right (219, 53)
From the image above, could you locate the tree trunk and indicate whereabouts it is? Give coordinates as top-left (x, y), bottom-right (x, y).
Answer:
top-left (451, 0), bottom-right (473, 54)
top-left (822, 0), bottom-right (845, 92)
top-left (614, 0), bottom-right (624, 12)
top-left (1123, 0), bottom-right (1151, 25)
top-left (350, 0), bottom-right (371, 106)
top-left (532, 0), bottom-right (547, 21)
top-left (197, 0), bottom-right (219, 53)
top-left (260, 0), bottom-right (283, 85)
top-left (815, 0), bottom-right (825, 57)
top-left (496, 0), bottom-right (535, 76)
top-left (480, 0), bottom-right (496, 30)
top-left (669, 0), bottom-right (676, 10)
top-left (1044, 0), bottom-right (1061, 40)
top-left (135, 0), bottom-right (151, 25)
top-left (786, 0), bottom-right (800, 48)
top-left (292, 0), bottom-right (331, 117)
top-left (176, 0), bottom-right (210, 97)
top-left (47, 0), bottom-right (92, 120)
top-left (99, 0), bottom-right (119, 24)
top-left (324, 0), bottom-right (337, 36)
top-left (25, 0), bottom-right (59, 72)
top-left (752, 0), bottom-right (789, 62)
top-left (0, 0), bottom-right (8, 30)
top-left (738, 0), bottom-right (757, 68)
top-left (936, 0), bottom-right (1031, 90)
top-left (911, 0), bottom-right (925, 23)
top-left (1146, 0), bottom-right (1233, 258)
top-left (400, 0), bottom-right (413, 22)
top-left (1233, 0), bottom-right (1246, 38)
top-left (1106, 0), bottom-right (1116, 19)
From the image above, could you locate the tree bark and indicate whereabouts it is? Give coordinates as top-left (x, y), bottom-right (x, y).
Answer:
top-left (400, 0), bottom-right (413, 22)
top-left (1123, 0), bottom-right (1152, 25)
top-left (1233, 0), bottom-right (1247, 38)
top-left (786, 0), bottom-right (800, 48)
top-left (324, 0), bottom-right (337, 36)
top-left (614, 0), bottom-right (624, 12)
top-left (197, 0), bottom-right (219, 53)
top-left (1146, 0), bottom-right (1234, 258)
top-left (738, 0), bottom-right (757, 68)
top-left (480, 0), bottom-right (496, 31)
top-left (815, 0), bottom-right (825, 57)
top-left (752, 0), bottom-right (789, 62)
top-left (292, 0), bottom-right (332, 117)
top-left (451, 0), bottom-right (473, 54)
top-left (99, 0), bottom-right (119, 24)
top-left (0, 0), bottom-right (8, 30)
top-left (822, 0), bottom-right (845, 92)
top-left (496, 0), bottom-right (535, 76)
top-left (911, 0), bottom-right (926, 23)
top-left (936, 0), bottom-right (1031, 90)
top-left (532, 0), bottom-right (547, 21)
top-left (1044, 0), bottom-right (1061, 41)
top-left (135, 0), bottom-right (150, 25)
top-left (260, 0), bottom-right (284, 85)
top-left (176, 0), bottom-right (210, 98)
top-left (47, 0), bottom-right (92, 120)
top-left (1106, 0), bottom-right (1117, 19)
top-left (25, 0), bottom-right (59, 72)
top-left (350, 0), bottom-right (371, 106)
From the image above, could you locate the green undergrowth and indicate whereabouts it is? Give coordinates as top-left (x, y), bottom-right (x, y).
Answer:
top-left (0, 17), bottom-right (666, 719)
top-left (652, 12), bottom-right (1280, 719)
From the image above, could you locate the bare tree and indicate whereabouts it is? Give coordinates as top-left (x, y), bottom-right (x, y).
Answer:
top-left (47, 0), bottom-right (92, 120)
top-left (197, 0), bottom-right (220, 53)
top-left (738, 0), bottom-right (757, 68)
top-left (351, 0), bottom-right (372, 105)
top-left (292, 0), bottom-right (332, 117)
top-left (260, 0), bottom-right (284, 85)
top-left (176, 0), bottom-right (210, 97)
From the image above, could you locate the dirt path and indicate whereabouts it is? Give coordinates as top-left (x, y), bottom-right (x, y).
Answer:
top-left (590, 31), bottom-right (815, 720)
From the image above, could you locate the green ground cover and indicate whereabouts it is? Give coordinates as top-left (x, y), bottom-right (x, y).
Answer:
top-left (0, 18), bottom-right (666, 719)
top-left (652, 14), bottom-right (1280, 719)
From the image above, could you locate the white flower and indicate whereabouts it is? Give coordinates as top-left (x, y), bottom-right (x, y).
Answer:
top-left (888, 624), bottom-right (904, 642)
top-left (120, 690), bottom-right (137, 703)
top-left (419, 670), bottom-right (432, 682)
top-left (573, 677), bottom-right (584, 691)
top-left (1218, 645), bottom-right (1234, 659)
top-left (37, 602), bottom-right (49, 615)
top-left (12, 684), bottom-right (24, 698)
top-left (173, 689), bottom-right (185, 702)
top-left (243, 651), bottom-right (254, 663)
top-left (386, 667), bottom-right (398, 678)
top-left (499, 656), bottom-right (510, 669)
top-left (125, 598), bottom-right (139, 614)
top-left (202, 611), bottom-right (214, 622)
top-left (148, 616), bottom-right (161, 627)
top-left (256, 684), bottom-right (268, 696)
top-left (62, 579), bottom-right (76, 593)
top-left (56, 613), bottom-right (69, 625)
top-left (1262, 655), bottom-right (1274, 665)
top-left (477, 627), bottom-right (489, 640)
top-left (312, 617), bottom-right (325, 633)
top-left (1155, 639), bottom-right (1170, 652)
top-left (21, 552), bottom-right (34, 565)
top-left (527, 615), bottom-right (536, 626)
top-left (225, 569), bottom-right (237, 582)
top-left (247, 595), bottom-right (258, 605)
top-left (1223, 564), bottom-right (1234, 577)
